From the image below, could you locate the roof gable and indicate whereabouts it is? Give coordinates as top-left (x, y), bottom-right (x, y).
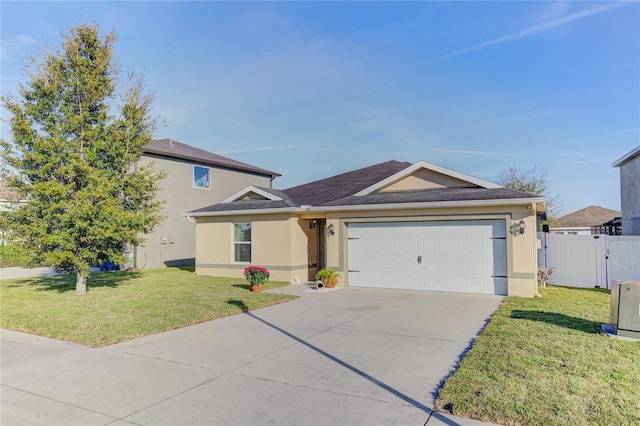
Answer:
top-left (355, 161), bottom-right (501, 196)
top-left (143, 139), bottom-right (280, 178)
top-left (221, 186), bottom-right (283, 203)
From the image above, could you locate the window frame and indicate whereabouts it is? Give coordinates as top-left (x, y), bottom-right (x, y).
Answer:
top-left (193, 165), bottom-right (211, 190)
top-left (233, 222), bottom-right (252, 263)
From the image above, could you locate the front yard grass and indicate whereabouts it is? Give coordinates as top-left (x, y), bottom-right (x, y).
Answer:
top-left (0, 268), bottom-right (296, 347)
top-left (435, 286), bottom-right (640, 426)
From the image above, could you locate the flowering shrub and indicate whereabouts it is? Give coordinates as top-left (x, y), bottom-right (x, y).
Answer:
top-left (243, 266), bottom-right (270, 285)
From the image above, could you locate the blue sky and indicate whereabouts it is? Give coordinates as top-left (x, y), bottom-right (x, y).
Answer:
top-left (1, 1), bottom-right (638, 216)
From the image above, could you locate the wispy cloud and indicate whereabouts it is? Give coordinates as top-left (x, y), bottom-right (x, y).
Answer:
top-left (1, 34), bottom-right (38, 60)
top-left (431, 1), bottom-right (628, 62)
top-left (219, 145), bottom-right (306, 154)
top-left (552, 151), bottom-right (588, 159)
top-left (433, 148), bottom-right (516, 156)
top-left (436, 109), bottom-right (569, 137)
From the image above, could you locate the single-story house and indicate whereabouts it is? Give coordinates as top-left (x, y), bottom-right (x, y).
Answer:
top-left (613, 145), bottom-right (640, 235)
top-left (186, 161), bottom-right (545, 297)
top-left (548, 205), bottom-right (621, 235)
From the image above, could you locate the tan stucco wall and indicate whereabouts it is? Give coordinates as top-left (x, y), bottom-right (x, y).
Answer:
top-left (195, 203), bottom-right (541, 296)
top-left (195, 214), bottom-right (311, 284)
top-left (136, 154), bottom-right (273, 269)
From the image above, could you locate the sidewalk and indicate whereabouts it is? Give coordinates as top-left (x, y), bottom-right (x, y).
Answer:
top-left (0, 266), bottom-right (60, 280)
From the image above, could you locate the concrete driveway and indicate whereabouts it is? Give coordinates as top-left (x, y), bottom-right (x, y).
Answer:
top-left (1, 285), bottom-right (503, 426)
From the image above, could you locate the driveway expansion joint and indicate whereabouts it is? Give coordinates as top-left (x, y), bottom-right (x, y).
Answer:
top-left (1, 383), bottom-right (120, 422)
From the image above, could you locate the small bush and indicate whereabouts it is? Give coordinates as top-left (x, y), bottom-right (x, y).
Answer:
top-left (0, 245), bottom-right (41, 268)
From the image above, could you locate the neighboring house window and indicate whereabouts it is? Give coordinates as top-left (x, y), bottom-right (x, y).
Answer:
top-left (234, 222), bottom-right (251, 262)
top-left (193, 165), bottom-right (211, 189)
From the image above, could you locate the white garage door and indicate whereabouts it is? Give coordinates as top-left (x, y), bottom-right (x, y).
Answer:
top-left (348, 221), bottom-right (507, 295)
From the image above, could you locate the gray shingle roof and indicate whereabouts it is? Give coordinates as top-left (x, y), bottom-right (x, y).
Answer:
top-left (187, 160), bottom-right (542, 215)
top-left (283, 161), bottom-right (411, 205)
top-left (143, 139), bottom-right (280, 178)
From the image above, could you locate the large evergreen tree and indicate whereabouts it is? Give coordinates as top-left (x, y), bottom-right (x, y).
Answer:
top-left (1, 22), bottom-right (164, 294)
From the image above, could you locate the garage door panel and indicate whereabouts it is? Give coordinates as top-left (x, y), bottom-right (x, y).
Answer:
top-left (348, 220), bottom-right (507, 295)
top-left (464, 239), bottom-right (485, 255)
top-left (442, 240), bottom-right (460, 254)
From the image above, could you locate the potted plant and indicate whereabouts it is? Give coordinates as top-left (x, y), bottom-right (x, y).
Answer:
top-left (244, 266), bottom-right (270, 292)
top-left (315, 268), bottom-right (341, 288)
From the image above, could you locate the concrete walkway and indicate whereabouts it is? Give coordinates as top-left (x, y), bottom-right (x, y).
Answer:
top-left (1, 285), bottom-right (503, 425)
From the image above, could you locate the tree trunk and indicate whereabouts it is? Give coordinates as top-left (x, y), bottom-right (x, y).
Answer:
top-left (76, 272), bottom-right (87, 295)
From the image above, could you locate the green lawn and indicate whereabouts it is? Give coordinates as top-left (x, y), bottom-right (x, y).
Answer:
top-left (0, 269), bottom-right (297, 347)
top-left (435, 286), bottom-right (640, 426)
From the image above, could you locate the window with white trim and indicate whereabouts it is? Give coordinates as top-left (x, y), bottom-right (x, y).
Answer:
top-left (193, 165), bottom-right (211, 189)
top-left (234, 222), bottom-right (251, 262)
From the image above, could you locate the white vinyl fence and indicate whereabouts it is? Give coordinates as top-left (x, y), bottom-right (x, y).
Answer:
top-left (538, 232), bottom-right (640, 289)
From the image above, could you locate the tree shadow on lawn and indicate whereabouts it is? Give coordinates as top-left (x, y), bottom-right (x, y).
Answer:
top-left (31, 271), bottom-right (140, 293)
top-left (510, 310), bottom-right (603, 333)
top-left (227, 299), bottom-right (249, 311)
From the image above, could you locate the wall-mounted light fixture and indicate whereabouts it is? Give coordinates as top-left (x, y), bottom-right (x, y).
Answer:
top-left (309, 219), bottom-right (317, 230)
top-left (327, 223), bottom-right (335, 236)
top-left (510, 219), bottom-right (526, 236)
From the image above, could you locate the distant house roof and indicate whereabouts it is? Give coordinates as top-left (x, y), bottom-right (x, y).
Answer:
top-left (187, 160), bottom-right (543, 215)
top-left (612, 145), bottom-right (640, 167)
top-left (550, 205), bottom-right (621, 228)
top-left (143, 139), bottom-right (280, 178)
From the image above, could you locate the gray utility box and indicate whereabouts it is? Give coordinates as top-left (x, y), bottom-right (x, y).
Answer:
top-left (610, 280), bottom-right (640, 339)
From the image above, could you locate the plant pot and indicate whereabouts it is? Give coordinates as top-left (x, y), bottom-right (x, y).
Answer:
top-left (322, 278), bottom-right (337, 288)
top-left (250, 283), bottom-right (263, 293)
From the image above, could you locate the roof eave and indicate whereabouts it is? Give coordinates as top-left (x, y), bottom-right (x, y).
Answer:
top-left (612, 145), bottom-right (640, 167)
top-left (184, 197), bottom-right (545, 217)
top-left (183, 207), bottom-right (307, 217)
top-left (311, 197), bottom-right (545, 212)
top-left (142, 149), bottom-right (281, 178)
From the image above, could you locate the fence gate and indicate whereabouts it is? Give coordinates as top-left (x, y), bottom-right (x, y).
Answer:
top-left (538, 233), bottom-right (640, 289)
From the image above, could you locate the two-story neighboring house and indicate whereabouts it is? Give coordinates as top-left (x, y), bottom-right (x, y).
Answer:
top-left (613, 145), bottom-right (640, 235)
top-left (134, 138), bottom-right (280, 270)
